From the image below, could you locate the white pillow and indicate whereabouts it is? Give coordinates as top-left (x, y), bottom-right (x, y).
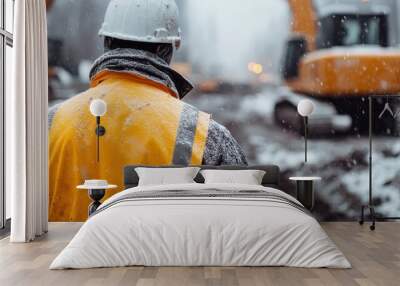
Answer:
top-left (200, 169), bottom-right (266, 185)
top-left (135, 167), bottom-right (200, 186)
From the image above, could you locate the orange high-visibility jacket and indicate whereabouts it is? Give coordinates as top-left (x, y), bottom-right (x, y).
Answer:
top-left (49, 71), bottom-right (210, 221)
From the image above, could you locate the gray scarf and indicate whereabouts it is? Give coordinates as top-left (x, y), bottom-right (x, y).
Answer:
top-left (89, 48), bottom-right (193, 99)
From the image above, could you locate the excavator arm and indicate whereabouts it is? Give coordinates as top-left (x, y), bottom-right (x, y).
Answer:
top-left (46, 0), bottom-right (54, 10)
top-left (287, 0), bottom-right (317, 51)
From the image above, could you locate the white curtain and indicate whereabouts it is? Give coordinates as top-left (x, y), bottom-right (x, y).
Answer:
top-left (8, 0), bottom-right (48, 242)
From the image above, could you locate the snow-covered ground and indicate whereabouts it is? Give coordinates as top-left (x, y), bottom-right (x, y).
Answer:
top-left (185, 87), bottom-right (400, 220)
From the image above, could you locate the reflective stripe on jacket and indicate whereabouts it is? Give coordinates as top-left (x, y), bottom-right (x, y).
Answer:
top-left (49, 71), bottom-right (210, 221)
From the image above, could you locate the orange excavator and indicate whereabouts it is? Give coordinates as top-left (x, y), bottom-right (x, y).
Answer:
top-left (274, 0), bottom-right (400, 135)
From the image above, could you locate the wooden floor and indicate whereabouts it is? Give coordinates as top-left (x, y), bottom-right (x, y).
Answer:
top-left (0, 222), bottom-right (399, 286)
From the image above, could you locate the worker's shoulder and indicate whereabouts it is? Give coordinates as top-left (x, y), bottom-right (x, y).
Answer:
top-left (207, 119), bottom-right (231, 138)
top-left (203, 118), bottom-right (247, 165)
top-left (205, 118), bottom-right (239, 149)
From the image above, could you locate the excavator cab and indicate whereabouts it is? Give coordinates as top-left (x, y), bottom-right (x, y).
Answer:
top-left (276, 0), bottom-right (400, 135)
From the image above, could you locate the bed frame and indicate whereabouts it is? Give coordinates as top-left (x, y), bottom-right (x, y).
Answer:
top-left (124, 165), bottom-right (281, 189)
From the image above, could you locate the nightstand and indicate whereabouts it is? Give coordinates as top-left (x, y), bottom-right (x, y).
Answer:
top-left (289, 177), bottom-right (321, 211)
top-left (77, 180), bottom-right (117, 216)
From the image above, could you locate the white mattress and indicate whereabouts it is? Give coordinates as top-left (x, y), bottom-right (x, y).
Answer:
top-left (50, 183), bottom-right (351, 269)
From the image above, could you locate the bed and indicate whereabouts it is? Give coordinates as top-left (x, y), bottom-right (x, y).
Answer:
top-left (50, 165), bottom-right (351, 269)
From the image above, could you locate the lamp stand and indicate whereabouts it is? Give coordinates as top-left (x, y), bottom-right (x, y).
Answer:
top-left (359, 96), bottom-right (376, 230)
top-left (95, 116), bottom-right (106, 163)
top-left (359, 96), bottom-right (400, 230)
top-left (304, 116), bottom-right (308, 163)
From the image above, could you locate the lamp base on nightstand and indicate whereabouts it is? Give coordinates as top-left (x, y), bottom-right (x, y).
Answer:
top-left (289, 177), bottom-right (321, 212)
top-left (296, 180), bottom-right (314, 211)
top-left (77, 181), bottom-right (118, 217)
top-left (88, 189), bottom-right (106, 216)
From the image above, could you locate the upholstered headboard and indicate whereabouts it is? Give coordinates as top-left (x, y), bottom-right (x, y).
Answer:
top-left (124, 165), bottom-right (281, 189)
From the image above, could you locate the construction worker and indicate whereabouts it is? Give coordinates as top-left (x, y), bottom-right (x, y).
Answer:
top-left (48, 0), bottom-right (247, 221)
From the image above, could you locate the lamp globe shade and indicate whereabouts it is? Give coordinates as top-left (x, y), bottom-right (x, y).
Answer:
top-left (90, 99), bottom-right (107, 117)
top-left (297, 99), bottom-right (315, 117)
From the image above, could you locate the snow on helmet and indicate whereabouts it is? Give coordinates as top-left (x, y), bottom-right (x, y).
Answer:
top-left (99, 0), bottom-right (182, 49)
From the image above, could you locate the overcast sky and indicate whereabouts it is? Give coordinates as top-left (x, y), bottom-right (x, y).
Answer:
top-left (184, 0), bottom-right (290, 81)
top-left (47, 0), bottom-right (290, 80)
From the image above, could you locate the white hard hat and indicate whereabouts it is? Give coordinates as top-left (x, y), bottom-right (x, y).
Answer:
top-left (99, 0), bottom-right (181, 49)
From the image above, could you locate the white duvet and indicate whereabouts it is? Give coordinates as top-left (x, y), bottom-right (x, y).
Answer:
top-left (50, 183), bottom-right (351, 269)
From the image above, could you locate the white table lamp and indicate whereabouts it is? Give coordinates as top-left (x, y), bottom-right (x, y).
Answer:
top-left (297, 99), bottom-right (315, 163)
top-left (90, 99), bottom-right (107, 162)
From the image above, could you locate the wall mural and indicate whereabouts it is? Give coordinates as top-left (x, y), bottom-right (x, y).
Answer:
top-left (47, 0), bottom-right (400, 222)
